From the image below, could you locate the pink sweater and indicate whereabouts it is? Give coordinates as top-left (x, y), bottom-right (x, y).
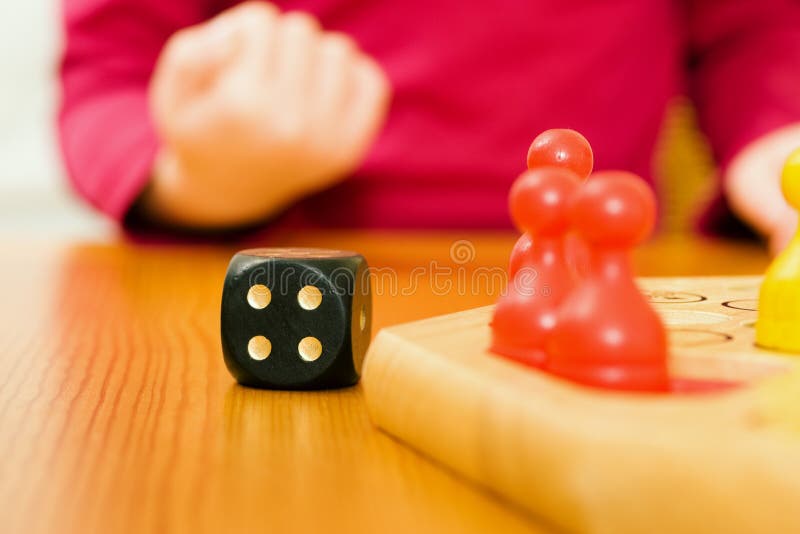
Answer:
top-left (59, 0), bottom-right (800, 230)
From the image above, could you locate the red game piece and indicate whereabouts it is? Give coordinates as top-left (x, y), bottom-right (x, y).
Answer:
top-left (491, 167), bottom-right (581, 367)
top-left (510, 231), bottom-right (590, 280)
top-left (508, 232), bottom-right (532, 279)
top-left (517, 128), bottom-right (594, 277)
top-left (526, 129), bottom-right (593, 179)
top-left (546, 171), bottom-right (669, 392)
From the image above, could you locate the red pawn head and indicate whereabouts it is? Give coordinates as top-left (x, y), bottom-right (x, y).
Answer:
top-left (526, 129), bottom-right (594, 180)
top-left (509, 167), bottom-right (582, 236)
top-left (570, 171), bottom-right (656, 248)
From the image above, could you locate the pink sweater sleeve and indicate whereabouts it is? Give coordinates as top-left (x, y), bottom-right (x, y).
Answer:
top-left (688, 0), bottom-right (800, 168)
top-left (59, 0), bottom-right (213, 221)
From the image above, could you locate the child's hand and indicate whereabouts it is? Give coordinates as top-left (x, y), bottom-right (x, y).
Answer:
top-left (144, 2), bottom-right (391, 228)
top-left (725, 124), bottom-right (800, 255)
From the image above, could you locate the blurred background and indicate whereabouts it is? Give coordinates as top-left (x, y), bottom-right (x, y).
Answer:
top-left (0, 1), bottom-right (111, 239)
top-left (0, 2), bottom-right (717, 242)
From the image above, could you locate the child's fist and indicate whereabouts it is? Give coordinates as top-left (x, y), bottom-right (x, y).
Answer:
top-left (146, 2), bottom-right (391, 227)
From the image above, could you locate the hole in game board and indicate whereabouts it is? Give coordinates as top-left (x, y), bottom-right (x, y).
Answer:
top-left (667, 329), bottom-right (733, 347)
top-left (722, 299), bottom-right (758, 312)
top-left (644, 290), bottom-right (706, 304)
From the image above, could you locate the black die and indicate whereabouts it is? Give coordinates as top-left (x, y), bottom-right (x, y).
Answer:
top-left (221, 248), bottom-right (371, 390)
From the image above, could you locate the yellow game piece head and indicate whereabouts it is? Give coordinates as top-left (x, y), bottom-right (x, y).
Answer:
top-left (780, 148), bottom-right (800, 210)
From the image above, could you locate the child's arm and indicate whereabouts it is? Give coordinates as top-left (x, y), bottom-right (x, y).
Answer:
top-left (726, 124), bottom-right (800, 253)
top-left (60, 1), bottom-right (390, 230)
top-left (144, 3), bottom-right (390, 228)
top-left (687, 0), bottom-right (800, 251)
top-left (59, 0), bottom-right (213, 222)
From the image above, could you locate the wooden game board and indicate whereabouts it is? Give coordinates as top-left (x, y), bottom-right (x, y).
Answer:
top-left (362, 276), bottom-right (800, 534)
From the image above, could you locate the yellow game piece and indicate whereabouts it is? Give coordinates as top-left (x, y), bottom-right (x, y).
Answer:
top-left (757, 148), bottom-right (800, 352)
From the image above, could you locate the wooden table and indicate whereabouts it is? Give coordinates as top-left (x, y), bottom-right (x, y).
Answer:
top-left (0, 231), bottom-right (768, 533)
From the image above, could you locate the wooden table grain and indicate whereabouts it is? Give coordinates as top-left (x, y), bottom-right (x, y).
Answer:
top-left (0, 231), bottom-right (769, 534)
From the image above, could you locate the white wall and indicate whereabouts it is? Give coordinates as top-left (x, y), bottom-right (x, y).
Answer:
top-left (0, 0), bottom-right (64, 192)
top-left (0, 1), bottom-right (110, 238)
